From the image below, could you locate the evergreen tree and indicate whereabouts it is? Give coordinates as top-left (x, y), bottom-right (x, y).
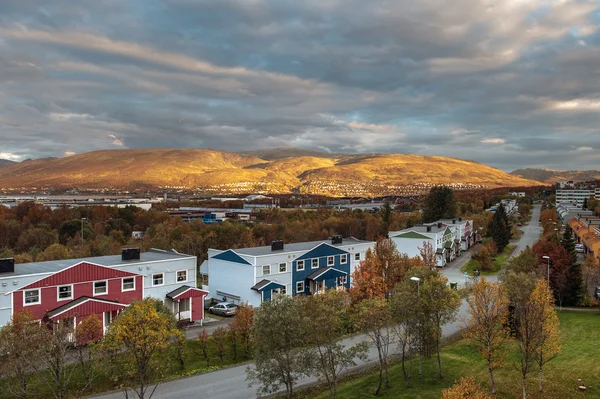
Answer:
top-left (583, 197), bottom-right (588, 209)
top-left (487, 204), bottom-right (510, 252)
top-left (422, 186), bottom-right (457, 223)
top-left (564, 262), bottom-right (584, 306)
top-left (560, 226), bottom-right (577, 264)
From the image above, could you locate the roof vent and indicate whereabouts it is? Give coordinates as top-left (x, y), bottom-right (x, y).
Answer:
top-left (0, 258), bottom-right (15, 274)
top-left (332, 235), bottom-right (343, 244)
top-left (271, 240), bottom-right (284, 251)
top-left (122, 248), bottom-right (141, 261)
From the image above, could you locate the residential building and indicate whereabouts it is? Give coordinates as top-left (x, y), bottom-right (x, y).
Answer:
top-left (555, 189), bottom-right (594, 206)
top-left (0, 249), bottom-right (206, 334)
top-left (207, 237), bottom-right (375, 307)
top-left (568, 217), bottom-right (600, 257)
top-left (390, 223), bottom-right (454, 267)
top-left (435, 218), bottom-right (477, 251)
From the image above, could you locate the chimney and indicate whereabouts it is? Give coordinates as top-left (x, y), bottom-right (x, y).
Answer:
top-left (332, 235), bottom-right (343, 245)
top-left (271, 240), bottom-right (284, 251)
top-left (459, 217), bottom-right (462, 222)
top-left (0, 258), bottom-right (15, 274)
top-left (437, 222), bottom-right (443, 228)
top-left (427, 226), bottom-right (432, 232)
top-left (121, 248), bottom-right (141, 261)
top-left (452, 219), bottom-right (456, 224)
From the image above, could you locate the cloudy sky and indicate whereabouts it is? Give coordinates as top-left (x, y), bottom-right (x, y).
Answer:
top-left (1, 0), bottom-right (599, 171)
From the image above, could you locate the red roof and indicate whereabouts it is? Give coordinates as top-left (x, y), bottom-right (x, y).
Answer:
top-left (46, 296), bottom-right (127, 320)
top-left (167, 286), bottom-right (208, 301)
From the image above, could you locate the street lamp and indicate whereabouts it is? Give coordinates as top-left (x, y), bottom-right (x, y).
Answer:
top-left (410, 276), bottom-right (422, 375)
top-left (542, 255), bottom-right (550, 283)
top-left (81, 217), bottom-right (87, 243)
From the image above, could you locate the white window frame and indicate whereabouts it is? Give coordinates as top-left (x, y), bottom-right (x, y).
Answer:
top-left (23, 288), bottom-right (40, 306)
top-left (296, 260), bottom-right (305, 272)
top-left (340, 254), bottom-right (348, 264)
top-left (327, 256), bottom-right (335, 266)
top-left (152, 273), bottom-right (164, 286)
top-left (338, 275), bottom-right (348, 285)
top-left (296, 281), bottom-right (305, 293)
top-left (176, 270), bottom-right (188, 282)
top-left (355, 252), bottom-right (360, 261)
top-left (57, 284), bottom-right (73, 301)
top-left (279, 263), bottom-right (287, 273)
top-left (312, 258), bottom-right (319, 269)
top-left (122, 277), bottom-right (136, 292)
top-left (262, 265), bottom-right (271, 276)
top-left (93, 280), bottom-right (108, 296)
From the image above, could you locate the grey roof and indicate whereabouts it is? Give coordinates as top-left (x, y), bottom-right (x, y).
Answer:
top-left (229, 237), bottom-right (373, 257)
top-left (0, 249), bottom-right (194, 278)
top-left (166, 285), bottom-right (193, 299)
top-left (437, 219), bottom-right (468, 225)
top-left (408, 224), bottom-right (447, 234)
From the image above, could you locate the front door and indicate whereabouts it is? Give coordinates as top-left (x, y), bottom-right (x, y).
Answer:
top-left (104, 311), bottom-right (112, 333)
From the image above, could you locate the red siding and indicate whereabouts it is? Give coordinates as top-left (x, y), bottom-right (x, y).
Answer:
top-left (14, 266), bottom-right (143, 321)
top-left (191, 297), bottom-right (203, 321)
top-left (23, 262), bottom-right (138, 289)
top-left (49, 300), bottom-right (126, 320)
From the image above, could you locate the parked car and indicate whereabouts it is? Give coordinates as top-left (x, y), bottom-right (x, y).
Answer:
top-left (575, 244), bottom-right (584, 253)
top-left (208, 302), bottom-right (239, 316)
top-left (595, 287), bottom-right (600, 300)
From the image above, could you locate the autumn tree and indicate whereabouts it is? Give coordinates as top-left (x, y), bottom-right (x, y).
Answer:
top-left (247, 295), bottom-right (310, 399)
top-left (442, 377), bottom-right (493, 399)
top-left (419, 240), bottom-right (437, 269)
top-left (423, 186), bottom-right (457, 223)
top-left (352, 298), bottom-right (393, 395)
top-left (41, 322), bottom-right (77, 399)
top-left (582, 255), bottom-right (600, 297)
top-left (75, 314), bottom-right (104, 388)
top-left (532, 280), bottom-right (561, 393)
top-left (300, 290), bottom-right (367, 398)
top-left (349, 249), bottom-right (386, 302)
top-left (101, 298), bottom-right (184, 399)
top-left (229, 304), bottom-right (254, 358)
top-left (197, 329), bottom-right (211, 367)
top-left (463, 278), bottom-right (511, 394)
top-left (212, 327), bottom-right (228, 364)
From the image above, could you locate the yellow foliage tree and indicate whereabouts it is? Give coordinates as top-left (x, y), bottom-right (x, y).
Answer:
top-left (101, 298), bottom-right (184, 399)
top-left (442, 376), bottom-right (493, 399)
top-left (464, 278), bottom-right (511, 394)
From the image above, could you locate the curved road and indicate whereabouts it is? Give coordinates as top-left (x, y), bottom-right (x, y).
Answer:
top-left (92, 205), bottom-right (543, 399)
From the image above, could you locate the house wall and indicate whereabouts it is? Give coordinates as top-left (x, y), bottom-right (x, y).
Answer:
top-left (208, 258), bottom-right (258, 306)
top-left (292, 247), bottom-right (351, 295)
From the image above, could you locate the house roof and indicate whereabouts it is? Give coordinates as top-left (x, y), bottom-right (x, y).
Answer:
top-left (1, 249), bottom-right (193, 278)
top-left (392, 231), bottom-right (432, 240)
top-left (46, 296), bottom-right (127, 320)
top-left (251, 279), bottom-right (286, 292)
top-left (166, 285), bottom-right (208, 301)
top-left (211, 250), bottom-right (252, 265)
top-left (296, 243), bottom-right (348, 261)
top-left (218, 237), bottom-right (372, 257)
top-left (307, 267), bottom-right (347, 281)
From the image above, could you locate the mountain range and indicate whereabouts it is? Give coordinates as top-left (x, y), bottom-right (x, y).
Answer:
top-left (0, 159), bottom-right (17, 167)
top-left (510, 168), bottom-right (600, 184)
top-left (0, 148), bottom-right (540, 196)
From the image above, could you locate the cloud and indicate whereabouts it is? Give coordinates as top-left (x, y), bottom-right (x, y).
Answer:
top-left (0, 152), bottom-right (23, 161)
top-left (0, 0), bottom-right (599, 171)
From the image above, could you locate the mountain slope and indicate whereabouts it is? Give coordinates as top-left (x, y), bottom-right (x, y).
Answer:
top-left (0, 159), bottom-right (17, 167)
top-left (510, 168), bottom-right (600, 184)
top-left (0, 148), bottom-right (541, 194)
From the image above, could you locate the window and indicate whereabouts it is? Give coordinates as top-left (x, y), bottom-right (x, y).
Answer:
top-left (340, 254), bottom-right (348, 264)
top-left (355, 252), bottom-right (361, 261)
top-left (312, 258), bottom-right (319, 269)
top-left (296, 281), bottom-right (305, 293)
top-left (328, 256), bottom-right (334, 266)
top-left (262, 265), bottom-right (270, 276)
top-left (296, 260), bottom-right (305, 271)
top-left (338, 276), bottom-right (348, 285)
top-left (122, 277), bottom-right (135, 291)
top-left (177, 270), bottom-right (187, 282)
top-left (24, 289), bottom-right (40, 305)
top-left (152, 273), bottom-right (164, 286)
top-left (94, 281), bottom-right (108, 295)
top-left (57, 285), bottom-right (72, 301)
top-left (279, 263), bottom-right (287, 273)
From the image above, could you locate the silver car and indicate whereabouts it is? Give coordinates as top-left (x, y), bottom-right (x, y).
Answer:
top-left (208, 302), bottom-right (239, 316)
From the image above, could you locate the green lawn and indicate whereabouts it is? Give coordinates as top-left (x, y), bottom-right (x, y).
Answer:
top-left (462, 245), bottom-right (516, 276)
top-left (303, 311), bottom-right (600, 399)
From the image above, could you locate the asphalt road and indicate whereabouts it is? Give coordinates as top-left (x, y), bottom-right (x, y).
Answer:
top-left (92, 205), bottom-right (543, 399)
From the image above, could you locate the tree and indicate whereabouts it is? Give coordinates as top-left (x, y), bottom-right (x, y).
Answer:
top-left (421, 272), bottom-right (462, 379)
top-left (487, 204), bottom-right (510, 252)
top-left (100, 298), bottom-right (184, 399)
top-left (582, 255), bottom-right (600, 297)
top-left (463, 278), bottom-right (511, 394)
top-left (442, 377), bottom-right (493, 399)
top-left (0, 309), bottom-right (51, 399)
top-left (391, 277), bottom-right (421, 386)
top-left (75, 314), bottom-right (104, 389)
top-left (229, 304), bottom-right (254, 358)
top-left (212, 327), bottom-right (228, 364)
top-left (419, 240), bottom-right (437, 270)
top-left (300, 290), bottom-right (367, 398)
top-left (349, 249), bottom-right (386, 302)
top-left (472, 245), bottom-right (494, 272)
top-left (352, 298), bottom-right (393, 395)
top-left (583, 196), bottom-right (588, 209)
top-left (560, 226), bottom-right (577, 264)
top-left (197, 329), bottom-right (211, 367)
top-left (531, 280), bottom-right (561, 393)
top-left (41, 322), bottom-right (77, 399)
top-left (247, 296), bottom-right (310, 399)
top-left (423, 186), bottom-right (457, 223)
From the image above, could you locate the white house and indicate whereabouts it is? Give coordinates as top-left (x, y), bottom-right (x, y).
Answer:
top-left (390, 223), bottom-right (455, 267)
top-left (207, 237), bottom-right (375, 307)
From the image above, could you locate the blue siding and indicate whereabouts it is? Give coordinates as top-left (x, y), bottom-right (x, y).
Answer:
top-left (212, 250), bottom-right (252, 265)
top-left (292, 246), bottom-right (351, 295)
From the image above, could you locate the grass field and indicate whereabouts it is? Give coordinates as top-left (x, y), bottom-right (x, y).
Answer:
top-left (303, 311), bottom-right (600, 399)
top-left (462, 245), bottom-right (516, 276)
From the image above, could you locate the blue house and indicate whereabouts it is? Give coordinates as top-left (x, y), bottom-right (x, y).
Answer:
top-left (207, 236), bottom-right (375, 307)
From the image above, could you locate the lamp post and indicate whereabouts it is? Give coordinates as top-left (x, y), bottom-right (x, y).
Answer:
top-left (410, 276), bottom-right (422, 375)
top-left (542, 255), bottom-right (550, 283)
top-left (81, 217), bottom-right (87, 243)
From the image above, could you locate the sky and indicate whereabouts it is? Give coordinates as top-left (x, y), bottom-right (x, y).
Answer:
top-left (1, 0), bottom-right (600, 171)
